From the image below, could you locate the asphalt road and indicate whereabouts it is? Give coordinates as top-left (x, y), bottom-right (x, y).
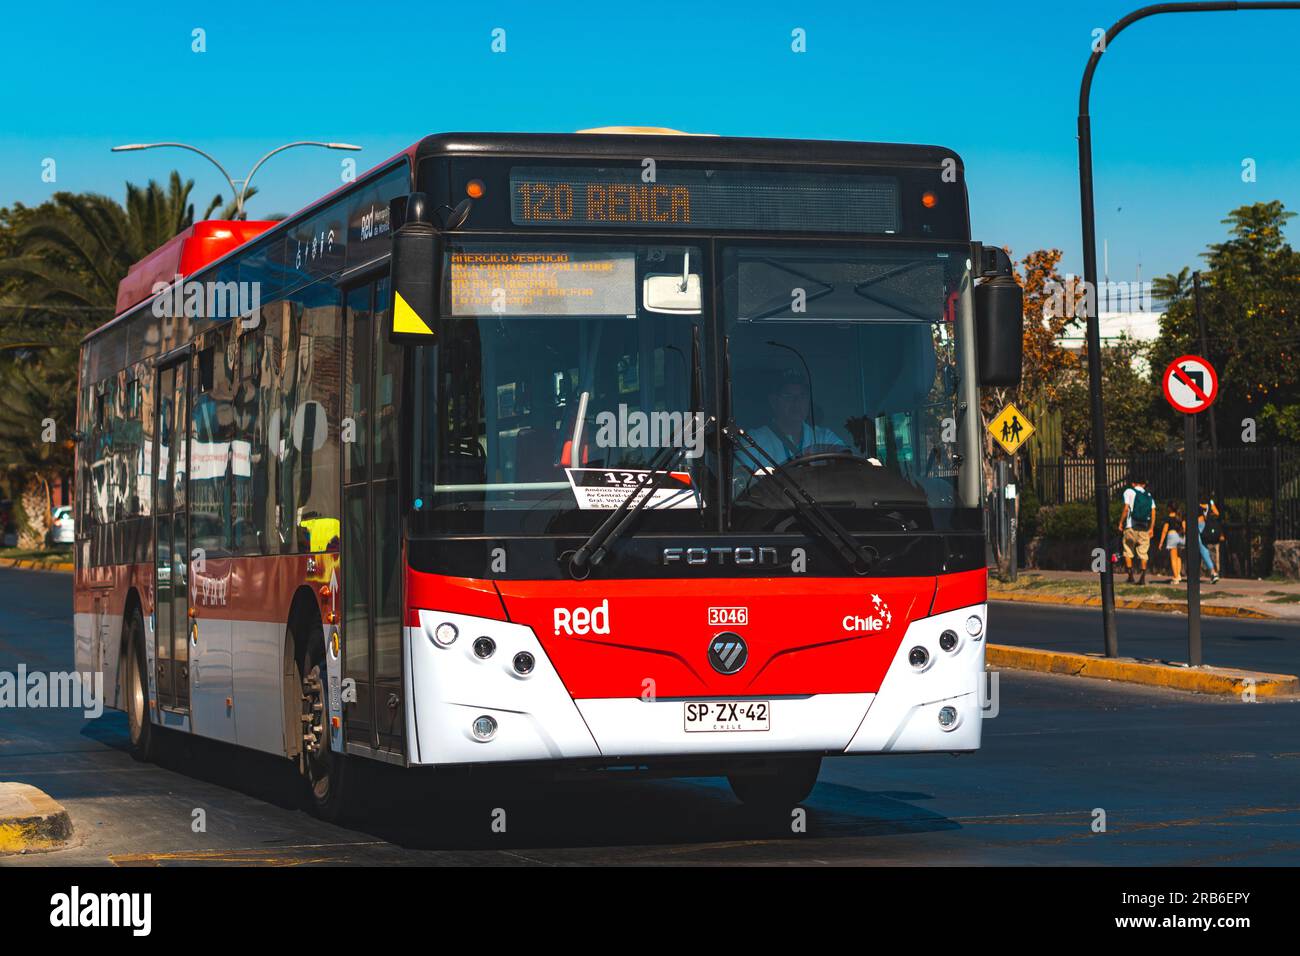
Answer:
top-left (990, 600), bottom-right (1300, 674)
top-left (2, 567), bottom-right (1297, 866)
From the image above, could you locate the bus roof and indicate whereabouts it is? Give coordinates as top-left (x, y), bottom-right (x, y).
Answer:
top-left (114, 220), bottom-right (278, 316)
top-left (413, 131), bottom-right (960, 170)
top-left (88, 132), bottom-right (962, 346)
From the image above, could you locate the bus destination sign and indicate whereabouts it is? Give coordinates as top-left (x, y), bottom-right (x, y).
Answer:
top-left (510, 166), bottom-right (900, 234)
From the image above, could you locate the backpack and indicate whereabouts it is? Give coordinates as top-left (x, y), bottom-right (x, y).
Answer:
top-left (1129, 486), bottom-right (1154, 530)
top-left (1201, 512), bottom-right (1223, 545)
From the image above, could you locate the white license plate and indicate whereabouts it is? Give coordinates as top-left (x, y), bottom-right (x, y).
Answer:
top-left (683, 701), bottom-right (770, 732)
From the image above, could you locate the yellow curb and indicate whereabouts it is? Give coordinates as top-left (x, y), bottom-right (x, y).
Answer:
top-left (0, 556), bottom-right (73, 573)
top-left (989, 589), bottom-right (1274, 620)
top-left (987, 644), bottom-right (1300, 697)
top-left (0, 782), bottom-right (74, 855)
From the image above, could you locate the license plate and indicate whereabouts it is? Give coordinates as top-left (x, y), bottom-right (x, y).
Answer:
top-left (683, 701), bottom-right (770, 732)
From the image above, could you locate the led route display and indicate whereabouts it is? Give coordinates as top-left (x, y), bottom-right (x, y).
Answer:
top-left (509, 166), bottom-right (900, 234)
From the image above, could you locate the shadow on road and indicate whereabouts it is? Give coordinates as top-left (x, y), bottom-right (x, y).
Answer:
top-left (85, 721), bottom-right (960, 856)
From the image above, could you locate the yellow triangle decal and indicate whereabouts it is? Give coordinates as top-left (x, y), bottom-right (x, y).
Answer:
top-left (393, 291), bottom-right (433, 335)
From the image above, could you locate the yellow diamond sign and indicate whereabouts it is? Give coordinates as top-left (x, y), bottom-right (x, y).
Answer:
top-left (988, 402), bottom-right (1035, 455)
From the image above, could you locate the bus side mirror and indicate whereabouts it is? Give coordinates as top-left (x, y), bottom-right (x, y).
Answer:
top-left (971, 243), bottom-right (1023, 387)
top-left (388, 193), bottom-right (439, 344)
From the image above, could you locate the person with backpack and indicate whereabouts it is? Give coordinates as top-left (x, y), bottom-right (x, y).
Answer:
top-left (1198, 499), bottom-right (1224, 584)
top-left (1156, 503), bottom-right (1185, 585)
top-left (1205, 493), bottom-right (1223, 574)
top-left (1118, 477), bottom-right (1156, 585)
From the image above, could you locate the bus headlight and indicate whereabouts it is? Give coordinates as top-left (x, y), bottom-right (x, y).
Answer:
top-left (908, 646), bottom-right (930, 669)
top-left (939, 629), bottom-right (959, 652)
top-left (938, 706), bottom-right (959, 730)
top-left (473, 636), bottom-right (496, 659)
top-left (965, 615), bottom-right (983, 639)
top-left (472, 715), bottom-right (497, 741)
top-left (433, 622), bottom-right (459, 647)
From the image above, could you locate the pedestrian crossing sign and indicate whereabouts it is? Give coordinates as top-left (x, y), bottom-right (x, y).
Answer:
top-left (988, 402), bottom-right (1035, 455)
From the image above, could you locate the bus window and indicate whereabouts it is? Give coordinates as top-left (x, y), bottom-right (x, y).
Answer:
top-left (190, 329), bottom-right (236, 556)
top-left (418, 243), bottom-right (707, 535)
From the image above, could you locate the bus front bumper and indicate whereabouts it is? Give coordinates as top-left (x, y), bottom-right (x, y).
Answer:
top-left (402, 604), bottom-right (987, 766)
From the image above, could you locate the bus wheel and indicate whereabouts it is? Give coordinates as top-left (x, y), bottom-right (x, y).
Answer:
top-left (125, 609), bottom-right (160, 762)
top-left (298, 620), bottom-right (357, 823)
top-left (727, 757), bottom-right (822, 809)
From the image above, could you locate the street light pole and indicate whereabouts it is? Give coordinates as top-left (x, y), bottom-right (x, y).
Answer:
top-left (1192, 271), bottom-right (1221, 492)
top-left (1076, 0), bottom-right (1300, 659)
top-left (112, 141), bottom-right (362, 219)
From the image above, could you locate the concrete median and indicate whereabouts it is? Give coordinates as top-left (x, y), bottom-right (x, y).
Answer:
top-left (989, 588), bottom-right (1274, 619)
top-left (987, 644), bottom-right (1300, 697)
top-left (0, 782), bottom-right (74, 854)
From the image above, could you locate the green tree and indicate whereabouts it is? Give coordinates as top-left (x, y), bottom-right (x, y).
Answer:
top-left (1059, 333), bottom-right (1168, 456)
top-left (0, 172), bottom-right (214, 539)
top-left (0, 172), bottom-right (211, 322)
top-left (1151, 266), bottom-right (1191, 305)
top-left (1151, 201), bottom-right (1300, 443)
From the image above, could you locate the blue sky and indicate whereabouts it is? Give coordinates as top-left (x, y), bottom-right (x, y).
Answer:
top-left (4, 0), bottom-right (1298, 288)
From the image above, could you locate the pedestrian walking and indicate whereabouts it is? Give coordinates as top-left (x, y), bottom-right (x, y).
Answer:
top-left (1197, 499), bottom-right (1224, 584)
top-left (1156, 503), bottom-right (1185, 585)
top-left (1118, 477), bottom-right (1156, 585)
top-left (1205, 491), bottom-right (1223, 574)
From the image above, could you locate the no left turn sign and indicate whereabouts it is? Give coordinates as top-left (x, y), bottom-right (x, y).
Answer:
top-left (1162, 354), bottom-right (1218, 414)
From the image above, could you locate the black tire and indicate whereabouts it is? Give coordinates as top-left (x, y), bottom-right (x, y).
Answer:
top-left (728, 757), bottom-right (822, 809)
top-left (124, 608), bottom-right (161, 762)
top-left (297, 617), bottom-right (360, 823)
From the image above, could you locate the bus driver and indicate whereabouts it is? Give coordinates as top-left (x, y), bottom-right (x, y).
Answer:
top-left (746, 369), bottom-right (849, 466)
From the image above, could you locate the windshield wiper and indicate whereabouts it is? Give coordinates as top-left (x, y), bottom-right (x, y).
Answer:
top-left (720, 334), bottom-right (875, 575)
top-left (567, 444), bottom-right (687, 578)
top-left (724, 425), bottom-right (877, 575)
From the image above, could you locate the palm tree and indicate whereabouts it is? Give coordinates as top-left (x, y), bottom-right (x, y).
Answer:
top-left (202, 185), bottom-right (263, 221)
top-left (0, 171), bottom-right (211, 543)
top-left (1151, 267), bottom-right (1191, 309)
top-left (0, 172), bottom-right (213, 323)
top-left (0, 346), bottom-right (77, 547)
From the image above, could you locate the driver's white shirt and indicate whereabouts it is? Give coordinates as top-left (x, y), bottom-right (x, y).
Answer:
top-left (746, 422), bottom-right (846, 467)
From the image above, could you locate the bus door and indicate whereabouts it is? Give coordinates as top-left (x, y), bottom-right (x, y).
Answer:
top-left (153, 357), bottom-right (190, 712)
top-left (341, 278), bottom-right (404, 755)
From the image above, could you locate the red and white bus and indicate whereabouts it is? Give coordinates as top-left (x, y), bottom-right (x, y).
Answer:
top-left (74, 128), bottom-right (1022, 819)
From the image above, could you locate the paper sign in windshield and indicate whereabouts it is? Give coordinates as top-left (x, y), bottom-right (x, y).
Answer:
top-left (565, 468), bottom-right (699, 511)
top-left (449, 250), bottom-right (636, 317)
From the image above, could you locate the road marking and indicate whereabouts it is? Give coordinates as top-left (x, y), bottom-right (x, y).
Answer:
top-left (111, 841), bottom-right (387, 867)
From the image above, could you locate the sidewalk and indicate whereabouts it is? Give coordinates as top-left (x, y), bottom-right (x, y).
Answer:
top-left (0, 549), bottom-right (73, 573)
top-left (990, 568), bottom-right (1300, 621)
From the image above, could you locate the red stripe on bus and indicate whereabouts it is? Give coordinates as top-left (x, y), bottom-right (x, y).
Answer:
top-left (929, 567), bottom-right (986, 616)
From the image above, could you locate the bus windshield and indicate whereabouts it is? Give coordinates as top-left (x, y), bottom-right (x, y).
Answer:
top-left (723, 242), bottom-right (979, 531)
top-left (413, 239), bottom-right (980, 536)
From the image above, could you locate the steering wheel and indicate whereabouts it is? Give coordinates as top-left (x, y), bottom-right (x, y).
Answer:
top-left (448, 438), bottom-right (486, 458)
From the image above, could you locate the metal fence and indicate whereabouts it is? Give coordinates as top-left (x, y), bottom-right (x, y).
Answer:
top-left (1030, 446), bottom-right (1300, 578)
